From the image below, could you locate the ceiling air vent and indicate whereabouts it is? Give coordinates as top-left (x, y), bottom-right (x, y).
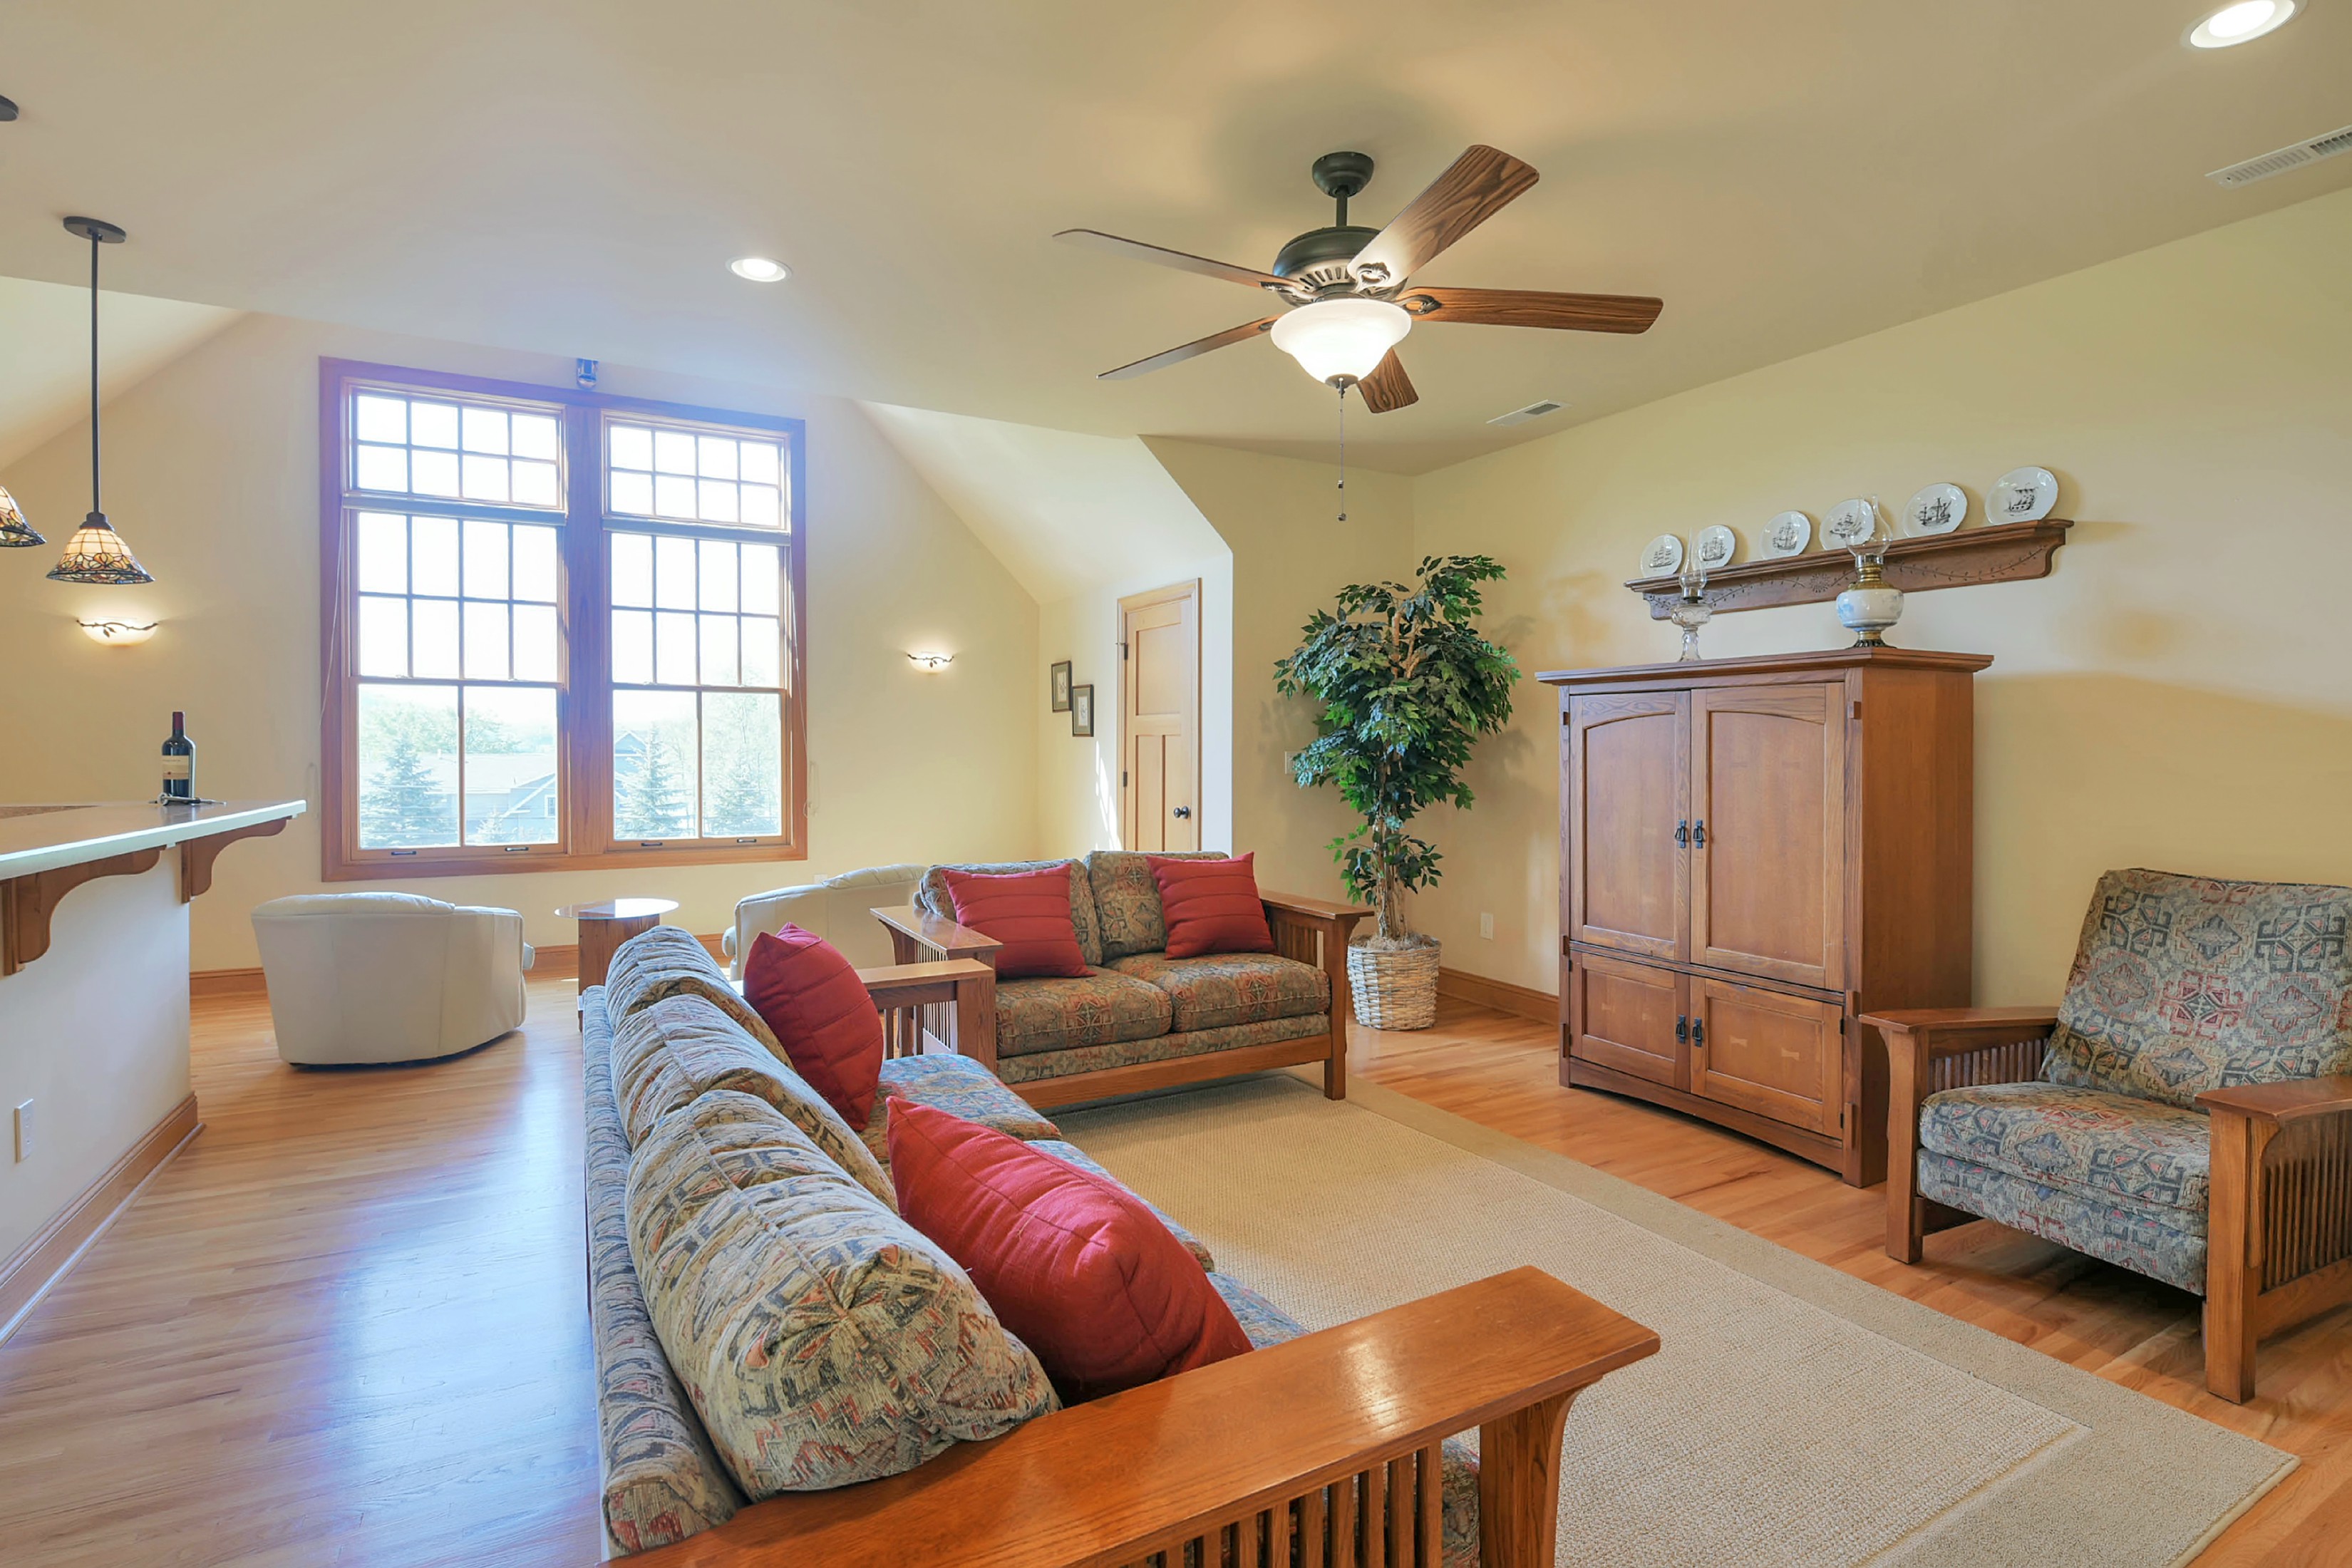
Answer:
top-left (1489, 398), bottom-right (1567, 428)
top-left (2208, 124), bottom-right (2352, 187)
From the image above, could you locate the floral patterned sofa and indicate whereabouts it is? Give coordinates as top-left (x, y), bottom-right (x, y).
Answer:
top-left (1874, 867), bottom-right (2352, 1402)
top-left (579, 924), bottom-right (1544, 1564)
top-left (874, 851), bottom-right (1368, 1109)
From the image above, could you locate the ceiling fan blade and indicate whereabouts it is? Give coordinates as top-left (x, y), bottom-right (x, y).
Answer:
top-left (1099, 317), bottom-right (1279, 379)
top-left (1401, 287), bottom-right (1664, 334)
top-left (1357, 350), bottom-right (1418, 414)
top-left (1056, 229), bottom-right (1289, 290)
top-left (1348, 145), bottom-right (1539, 288)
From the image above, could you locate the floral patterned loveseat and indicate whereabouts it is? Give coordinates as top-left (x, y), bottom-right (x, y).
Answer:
top-left (1874, 867), bottom-right (2352, 1402)
top-left (874, 850), bottom-right (1368, 1109)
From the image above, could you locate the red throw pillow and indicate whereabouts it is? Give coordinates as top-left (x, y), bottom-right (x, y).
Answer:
top-left (941, 866), bottom-right (1089, 979)
top-left (1147, 853), bottom-right (1275, 959)
top-left (741, 926), bottom-right (885, 1125)
top-left (887, 1101), bottom-right (1250, 1401)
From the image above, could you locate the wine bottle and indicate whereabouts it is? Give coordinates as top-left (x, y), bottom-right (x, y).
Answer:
top-left (162, 711), bottom-right (195, 802)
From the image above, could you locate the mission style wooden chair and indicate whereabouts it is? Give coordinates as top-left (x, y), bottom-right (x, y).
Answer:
top-left (1871, 868), bottom-right (2352, 1403)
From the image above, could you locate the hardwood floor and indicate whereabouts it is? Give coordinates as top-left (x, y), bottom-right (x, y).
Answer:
top-left (0, 983), bottom-right (2344, 1564)
top-left (0, 974), bottom-right (604, 1568)
top-left (1350, 999), bottom-right (2352, 1567)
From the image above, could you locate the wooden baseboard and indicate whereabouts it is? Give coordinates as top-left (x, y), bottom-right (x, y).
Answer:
top-left (190, 931), bottom-right (723, 999)
top-left (0, 1093), bottom-right (202, 1345)
top-left (190, 966), bottom-right (268, 1000)
top-left (1436, 966), bottom-right (1557, 1023)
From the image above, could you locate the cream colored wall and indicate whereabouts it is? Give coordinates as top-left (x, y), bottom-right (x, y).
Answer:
top-left (0, 314), bottom-right (1041, 969)
top-left (1405, 186), bottom-right (2352, 1006)
top-left (1146, 439), bottom-right (1418, 903)
top-left (1036, 558), bottom-right (1234, 860)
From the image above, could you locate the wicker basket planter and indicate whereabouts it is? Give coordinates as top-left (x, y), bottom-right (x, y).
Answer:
top-left (1347, 936), bottom-right (1442, 1031)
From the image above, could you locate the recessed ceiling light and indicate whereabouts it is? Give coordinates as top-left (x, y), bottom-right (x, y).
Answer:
top-left (728, 256), bottom-right (790, 282)
top-left (2188, 0), bottom-right (2297, 47)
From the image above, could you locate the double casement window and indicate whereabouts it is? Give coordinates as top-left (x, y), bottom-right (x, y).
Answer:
top-left (319, 360), bottom-right (806, 879)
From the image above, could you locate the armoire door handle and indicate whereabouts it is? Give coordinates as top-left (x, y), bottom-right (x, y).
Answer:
top-left (1691, 1018), bottom-right (1706, 1048)
top-left (1675, 819), bottom-right (1689, 847)
top-left (1692, 819), bottom-right (1707, 849)
top-left (1675, 1015), bottom-right (1688, 1043)
top-left (1172, 806), bottom-right (1191, 819)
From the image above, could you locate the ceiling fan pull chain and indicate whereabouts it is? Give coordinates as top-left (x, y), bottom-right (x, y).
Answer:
top-left (1336, 383), bottom-right (1348, 522)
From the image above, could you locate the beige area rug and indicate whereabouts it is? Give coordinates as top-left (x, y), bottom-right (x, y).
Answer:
top-left (1055, 1074), bottom-right (2294, 1568)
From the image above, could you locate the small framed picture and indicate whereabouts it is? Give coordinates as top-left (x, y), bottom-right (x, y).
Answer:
top-left (1049, 661), bottom-right (1073, 713)
top-left (1070, 684), bottom-right (1095, 738)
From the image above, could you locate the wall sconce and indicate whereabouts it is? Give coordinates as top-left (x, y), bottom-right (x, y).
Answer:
top-left (907, 651), bottom-right (954, 671)
top-left (79, 618), bottom-right (158, 646)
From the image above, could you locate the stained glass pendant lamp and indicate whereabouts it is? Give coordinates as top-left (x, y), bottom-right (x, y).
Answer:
top-left (0, 484), bottom-right (38, 548)
top-left (48, 216), bottom-right (153, 586)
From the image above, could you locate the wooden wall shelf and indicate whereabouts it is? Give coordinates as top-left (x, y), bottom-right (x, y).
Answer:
top-left (1629, 520), bottom-right (2071, 619)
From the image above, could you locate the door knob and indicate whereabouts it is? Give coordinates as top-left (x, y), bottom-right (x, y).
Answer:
top-left (1172, 806), bottom-right (1192, 819)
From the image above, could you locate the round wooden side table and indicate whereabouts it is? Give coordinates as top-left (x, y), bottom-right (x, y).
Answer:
top-left (557, 898), bottom-right (679, 1001)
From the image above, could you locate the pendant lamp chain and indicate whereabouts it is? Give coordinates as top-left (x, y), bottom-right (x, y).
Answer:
top-left (48, 215), bottom-right (151, 586)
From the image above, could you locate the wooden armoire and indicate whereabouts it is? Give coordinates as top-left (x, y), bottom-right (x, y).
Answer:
top-left (1540, 648), bottom-right (1991, 1186)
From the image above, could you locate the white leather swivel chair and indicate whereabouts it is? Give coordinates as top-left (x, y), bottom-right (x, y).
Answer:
top-left (252, 892), bottom-right (535, 1066)
top-left (722, 863), bottom-right (928, 978)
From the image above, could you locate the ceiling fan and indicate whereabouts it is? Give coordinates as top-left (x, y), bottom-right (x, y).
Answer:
top-left (1056, 146), bottom-right (1663, 413)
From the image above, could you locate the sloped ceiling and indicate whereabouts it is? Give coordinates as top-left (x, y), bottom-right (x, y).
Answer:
top-left (0, 1), bottom-right (2346, 473)
top-left (0, 277), bottom-right (240, 471)
top-left (861, 403), bottom-right (1226, 603)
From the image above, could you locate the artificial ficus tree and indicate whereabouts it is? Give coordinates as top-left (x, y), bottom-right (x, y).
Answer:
top-left (1274, 555), bottom-right (1518, 944)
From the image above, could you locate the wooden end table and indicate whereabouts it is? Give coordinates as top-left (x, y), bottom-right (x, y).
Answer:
top-left (557, 898), bottom-right (679, 1004)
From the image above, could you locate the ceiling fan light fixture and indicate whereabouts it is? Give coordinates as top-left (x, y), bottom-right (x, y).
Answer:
top-left (2189, 0), bottom-right (2295, 46)
top-left (1269, 297), bottom-right (1411, 387)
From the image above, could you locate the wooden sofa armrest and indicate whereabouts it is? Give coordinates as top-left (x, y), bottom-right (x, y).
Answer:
top-left (629, 1265), bottom-right (1658, 1568)
top-left (2198, 1076), bottom-right (2352, 1125)
top-left (1262, 894), bottom-right (1371, 1098)
top-left (872, 904), bottom-right (1004, 967)
top-left (855, 951), bottom-right (999, 1071)
top-left (2199, 1075), bottom-right (2352, 1401)
top-left (1869, 1008), bottom-right (2058, 1266)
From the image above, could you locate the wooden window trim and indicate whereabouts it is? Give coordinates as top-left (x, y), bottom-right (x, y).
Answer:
top-left (319, 358), bottom-right (809, 882)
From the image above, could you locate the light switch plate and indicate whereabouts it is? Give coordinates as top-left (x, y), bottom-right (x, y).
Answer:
top-left (1479, 912), bottom-right (1495, 939)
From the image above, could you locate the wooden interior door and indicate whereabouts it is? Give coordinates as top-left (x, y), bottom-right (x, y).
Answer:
top-left (1688, 976), bottom-right (1846, 1134)
top-left (1568, 951), bottom-right (1686, 1090)
top-left (1688, 684), bottom-right (1845, 989)
top-left (1565, 692), bottom-right (1689, 963)
top-left (1120, 582), bottom-right (1200, 852)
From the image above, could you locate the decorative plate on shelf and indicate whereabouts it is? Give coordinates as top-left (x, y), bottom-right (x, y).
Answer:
top-left (1823, 497), bottom-right (1879, 550)
top-left (1905, 483), bottom-right (1966, 535)
top-left (1760, 510), bottom-right (1812, 558)
top-left (1989, 466), bottom-right (2058, 524)
top-left (1639, 533), bottom-right (1685, 577)
top-left (1693, 525), bottom-right (1738, 570)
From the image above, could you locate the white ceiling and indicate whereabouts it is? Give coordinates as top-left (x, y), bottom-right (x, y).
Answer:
top-left (1, 1), bottom-right (2346, 473)
top-left (0, 278), bottom-right (239, 470)
top-left (860, 403), bottom-right (1226, 603)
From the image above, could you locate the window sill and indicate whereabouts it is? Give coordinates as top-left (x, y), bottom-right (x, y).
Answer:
top-left (321, 842), bottom-right (807, 882)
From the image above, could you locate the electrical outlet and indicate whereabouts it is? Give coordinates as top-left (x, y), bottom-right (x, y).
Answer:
top-left (13, 1100), bottom-right (31, 1162)
top-left (1479, 912), bottom-right (1495, 940)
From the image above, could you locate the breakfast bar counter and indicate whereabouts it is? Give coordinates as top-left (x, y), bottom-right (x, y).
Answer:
top-left (0, 798), bottom-right (304, 1336)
